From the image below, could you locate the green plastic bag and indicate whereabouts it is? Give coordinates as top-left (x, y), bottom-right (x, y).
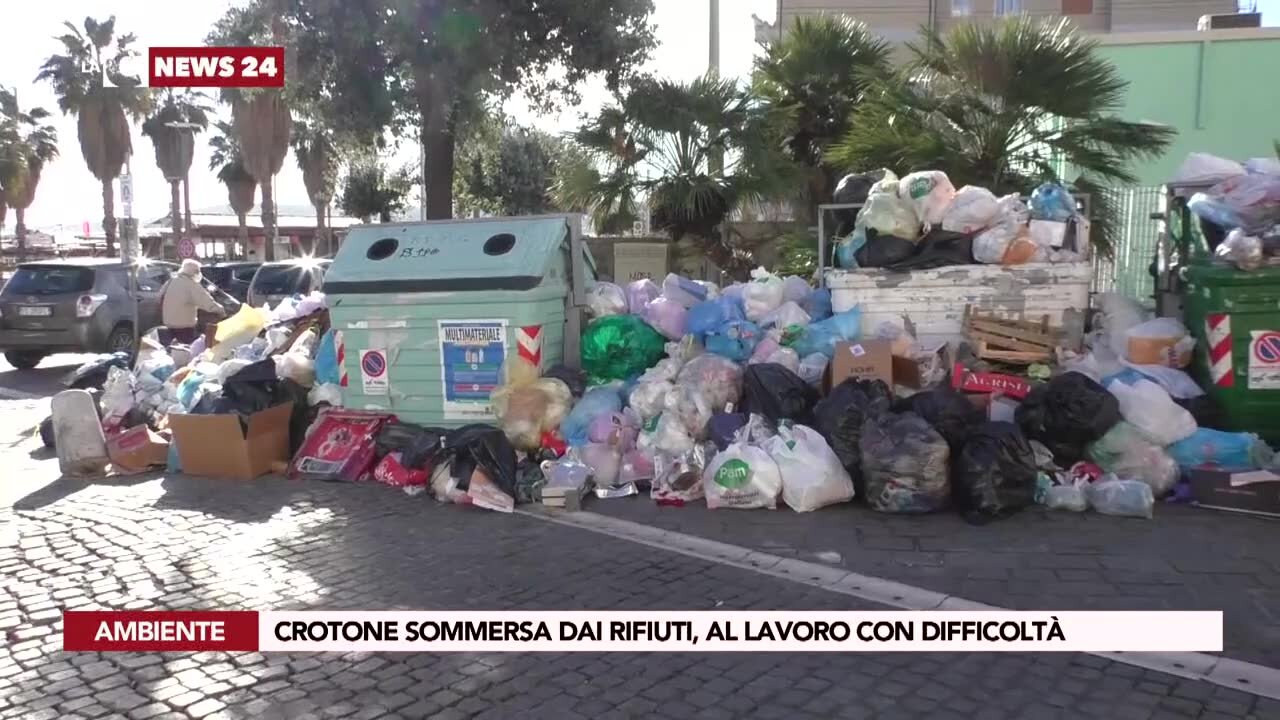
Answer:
top-left (582, 315), bottom-right (667, 384)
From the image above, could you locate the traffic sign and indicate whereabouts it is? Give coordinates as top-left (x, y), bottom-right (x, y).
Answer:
top-left (178, 237), bottom-right (196, 259)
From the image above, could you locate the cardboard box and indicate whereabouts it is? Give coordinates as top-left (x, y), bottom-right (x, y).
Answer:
top-left (106, 425), bottom-right (170, 474)
top-left (169, 402), bottom-right (294, 481)
top-left (1187, 467), bottom-right (1280, 518)
top-left (828, 340), bottom-right (934, 390)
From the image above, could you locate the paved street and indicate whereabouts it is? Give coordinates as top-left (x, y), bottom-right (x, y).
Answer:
top-left (2, 394), bottom-right (1279, 719)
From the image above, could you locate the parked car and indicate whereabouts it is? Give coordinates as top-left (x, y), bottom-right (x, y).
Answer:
top-left (247, 258), bottom-right (332, 308)
top-left (201, 261), bottom-right (261, 303)
top-left (0, 259), bottom-right (180, 370)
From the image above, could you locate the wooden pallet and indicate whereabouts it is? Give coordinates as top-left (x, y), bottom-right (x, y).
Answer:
top-left (962, 305), bottom-right (1060, 364)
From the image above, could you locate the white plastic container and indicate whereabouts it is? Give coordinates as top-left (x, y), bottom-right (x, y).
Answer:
top-left (825, 262), bottom-right (1092, 349)
top-left (52, 389), bottom-right (109, 478)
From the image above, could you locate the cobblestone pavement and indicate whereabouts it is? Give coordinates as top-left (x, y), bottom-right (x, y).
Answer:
top-left (589, 496), bottom-right (1280, 669)
top-left (0, 353), bottom-right (95, 399)
top-left (3, 398), bottom-right (1278, 719)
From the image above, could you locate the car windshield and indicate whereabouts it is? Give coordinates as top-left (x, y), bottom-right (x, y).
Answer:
top-left (2, 266), bottom-right (94, 296)
top-left (253, 265), bottom-right (303, 296)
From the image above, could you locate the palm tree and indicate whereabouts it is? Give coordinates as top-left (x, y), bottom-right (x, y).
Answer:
top-left (0, 89), bottom-right (59, 261)
top-left (229, 90), bottom-right (291, 262)
top-left (753, 15), bottom-right (890, 224)
top-left (209, 120), bottom-right (257, 258)
top-left (826, 17), bottom-right (1175, 257)
top-left (555, 75), bottom-right (786, 278)
top-left (141, 89), bottom-right (210, 255)
top-left (36, 16), bottom-right (150, 255)
top-left (292, 120), bottom-right (338, 255)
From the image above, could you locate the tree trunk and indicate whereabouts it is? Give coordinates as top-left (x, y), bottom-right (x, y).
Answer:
top-left (417, 70), bottom-right (457, 220)
top-left (15, 208), bottom-right (26, 264)
top-left (260, 180), bottom-right (276, 261)
top-left (170, 180), bottom-right (182, 255)
top-left (314, 204), bottom-right (326, 256)
top-left (102, 179), bottom-right (117, 255)
top-left (237, 214), bottom-right (249, 260)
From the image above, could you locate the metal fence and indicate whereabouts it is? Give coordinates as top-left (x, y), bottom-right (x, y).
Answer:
top-left (1090, 185), bottom-right (1163, 304)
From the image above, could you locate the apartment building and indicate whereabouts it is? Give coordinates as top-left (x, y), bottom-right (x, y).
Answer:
top-left (778, 0), bottom-right (1241, 44)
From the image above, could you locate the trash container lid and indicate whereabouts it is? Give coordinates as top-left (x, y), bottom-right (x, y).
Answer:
top-left (326, 216), bottom-right (577, 294)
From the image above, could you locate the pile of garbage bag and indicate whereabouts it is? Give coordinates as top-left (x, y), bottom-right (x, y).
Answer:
top-left (833, 168), bottom-right (1086, 271)
top-left (1177, 152), bottom-right (1280, 270)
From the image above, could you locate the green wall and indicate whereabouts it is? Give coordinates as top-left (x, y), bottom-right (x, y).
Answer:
top-left (1096, 34), bottom-right (1280, 186)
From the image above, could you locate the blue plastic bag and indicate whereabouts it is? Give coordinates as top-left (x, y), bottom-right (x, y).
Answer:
top-left (705, 320), bottom-right (762, 362)
top-left (1167, 428), bottom-right (1263, 469)
top-left (686, 296), bottom-right (746, 340)
top-left (790, 307), bottom-right (862, 358)
top-left (315, 329), bottom-right (340, 386)
top-left (835, 228), bottom-right (866, 269)
top-left (801, 288), bottom-right (832, 322)
top-left (561, 384), bottom-right (625, 447)
top-left (1188, 192), bottom-right (1249, 231)
top-left (1029, 183), bottom-right (1075, 222)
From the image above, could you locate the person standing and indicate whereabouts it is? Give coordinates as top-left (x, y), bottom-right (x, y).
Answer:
top-left (161, 259), bottom-right (226, 345)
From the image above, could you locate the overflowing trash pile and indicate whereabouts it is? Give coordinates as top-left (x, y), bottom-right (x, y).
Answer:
top-left (1175, 152), bottom-right (1280, 271)
top-left (45, 292), bottom-right (335, 479)
top-left (832, 169), bottom-right (1087, 270)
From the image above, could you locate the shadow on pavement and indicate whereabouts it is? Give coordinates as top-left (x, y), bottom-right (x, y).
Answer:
top-left (152, 474), bottom-right (298, 524)
top-left (12, 471), bottom-right (161, 511)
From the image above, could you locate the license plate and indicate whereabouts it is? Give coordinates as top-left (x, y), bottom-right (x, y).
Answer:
top-left (18, 306), bottom-right (52, 317)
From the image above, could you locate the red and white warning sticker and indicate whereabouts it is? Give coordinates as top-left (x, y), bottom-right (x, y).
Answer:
top-left (1247, 330), bottom-right (1280, 389)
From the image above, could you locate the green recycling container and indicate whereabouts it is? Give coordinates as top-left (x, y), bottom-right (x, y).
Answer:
top-left (1183, 261), bottom-right (1280, 444)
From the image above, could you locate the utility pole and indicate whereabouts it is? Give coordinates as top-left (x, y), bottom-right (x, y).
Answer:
top-left (708, 0), bottom-right (723, 177)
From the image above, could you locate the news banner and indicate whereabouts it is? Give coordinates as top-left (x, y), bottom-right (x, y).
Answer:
top-left (63, 611), bottom-right (1222, 654)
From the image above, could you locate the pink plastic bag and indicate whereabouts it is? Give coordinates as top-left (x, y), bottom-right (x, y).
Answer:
top-left (626, 279), bottom-right (660, 314)
top-left (642, 297), bottom-right (688, 340)
top-left (588, 411), bottom-right (639, 449)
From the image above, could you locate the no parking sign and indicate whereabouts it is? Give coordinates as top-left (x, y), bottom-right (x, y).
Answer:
top-left (360, 349), bottom-right (389, 395)
top-left (1247, 331), bottom-right (1280, 389)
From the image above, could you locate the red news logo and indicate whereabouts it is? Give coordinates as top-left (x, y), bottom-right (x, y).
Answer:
top-left (149, 47), bottom-right (284, 88)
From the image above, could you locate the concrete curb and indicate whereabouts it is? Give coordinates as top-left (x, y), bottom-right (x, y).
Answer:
top-left (518, 506), bottom-right (1280, 700)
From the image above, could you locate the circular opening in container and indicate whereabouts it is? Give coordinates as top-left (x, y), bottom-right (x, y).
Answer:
top-left (367, 238), bottom-right (399, 261)
top-left (483, 233), bottom-right (516, 256)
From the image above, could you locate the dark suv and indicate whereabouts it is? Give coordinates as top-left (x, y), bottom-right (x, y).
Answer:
top-left (0, 259), bottom-right (179, 369)
top-left (202, 262), bottom-right (261, 303)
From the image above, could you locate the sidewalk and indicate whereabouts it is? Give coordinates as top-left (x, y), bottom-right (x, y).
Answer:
top-left (586, 498), bottom-right (1280, 668)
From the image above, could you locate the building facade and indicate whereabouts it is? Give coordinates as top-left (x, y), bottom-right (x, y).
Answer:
top-left (779, 0), bottom-right (1241, 44)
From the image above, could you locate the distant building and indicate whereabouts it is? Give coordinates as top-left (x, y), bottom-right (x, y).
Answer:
top-left (777, 0), bottom-right (1242, 46)
top-left (143, 204), bottom-right (363, 261)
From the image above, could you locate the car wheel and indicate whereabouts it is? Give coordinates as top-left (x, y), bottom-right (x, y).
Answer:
top-left (4, 350), bottom-right (46, 370)
top-left (106, 324), bottom-right (136, 355)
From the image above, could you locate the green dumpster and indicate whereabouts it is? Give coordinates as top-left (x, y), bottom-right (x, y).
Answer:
top-left (1172, 197), bottom-right (1280, 443)
top-left (324, 215), bottom-right (594, 427)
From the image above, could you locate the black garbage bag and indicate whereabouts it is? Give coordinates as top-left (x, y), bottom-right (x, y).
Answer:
top-left (544, 365), bottom-right (587, 399)
top-left (376, 421), bottom-right (448, 469)
top-left (855, 230), bottom-right (917, 268)
top-left (954, 422), bottom-right (1038, 524)
top-left (1015, 372), bottom-right (1121, 467)
top-left (813, 378), bottom-right (893, 498)
top-left (860, 411), bottom-right (951, 514)
top-left (1175, 394), bottom-right (1222, 430)
top-left (215, 359), bottom-right (279, 418)
top-left (708, 412), bottom-right (748, 452)
top-left (895, 385), bottom-right (983, 453)
top-left (276, 379), bottom-right (313, 456)
top-left (63, 352), bottom-right (131, 390)
top-left (39, 416), bottom-right (55, 449)
top-left (741, 363), bottom-right (820, 428)
top-left (832, 171), bottom-right (886, 236)
top-left (884, 229), bottom-right (974, 272)
top-left (438, 424), bottom-right (519, 500)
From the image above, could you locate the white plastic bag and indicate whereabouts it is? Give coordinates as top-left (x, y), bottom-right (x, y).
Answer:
top-left (1087, 422), bottom-right (1180, 497)
top-left (743, 268), bottom-right (785, 322)
top-left (798, 354), bottom-right (829, 386)
top-left (1171, 152), bottom-right (1244, 185)
top-left (760, 301), bottom-right (811, 330)
top-left (1043, 484), bottom-right (1088, 512)
top-left (1107, 379), bottom-right (1197, 446)
top-left (1118, 362), bottom-right (1205, 399)
top-left (750, 347), bottom-right (800, 374)
top-left (587, 282), bottom-right (628, 318)
top-left (704, 437), bottom-right (783, 510)
top-left (766, 425), bottom-right (854, 512)
top-left (1095, 293), bottom-right (1149, 359)
top-left (972, 194), bottom-right (1030, 263)
top-left (664, 385), bottom-right (714, 439)
top-left (650, 413), bottom-right (695, 456)
top-left (898, 170), bottom-right (956, 227)
top-left (941, 186), bottom-right (1001, 234)
top-left (781, 276), bottom-right (811, 304)
top-left (628, 380), bottom-right (672, 422)
top-left (1086, 479), bottom-right (1154, 519)
top-left (859, 191), bottom-right (920, 240)
top-left (1216, 229), bottom-right (1264, 271)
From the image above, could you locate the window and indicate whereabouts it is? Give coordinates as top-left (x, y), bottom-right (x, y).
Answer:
top-left (995, 0), bottom-right (1022, 15)
top-left (951, 0), bottom-right (972, 16)
top-left (137, 267), bottom-right (174, 293)
top-left (2, 267), bottom-right (94, 296)
top-left (1062, 0), bottom-right (1093, 14)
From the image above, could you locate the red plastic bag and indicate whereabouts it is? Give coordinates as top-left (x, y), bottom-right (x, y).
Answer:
top-left (289, 408), bottom-right (394, 482)
top-left (373, 452), bottom-right (429, 487)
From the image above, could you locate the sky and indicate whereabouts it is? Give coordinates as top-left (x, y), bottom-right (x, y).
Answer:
top-left (0, 0), bottom-right (1275, 233)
